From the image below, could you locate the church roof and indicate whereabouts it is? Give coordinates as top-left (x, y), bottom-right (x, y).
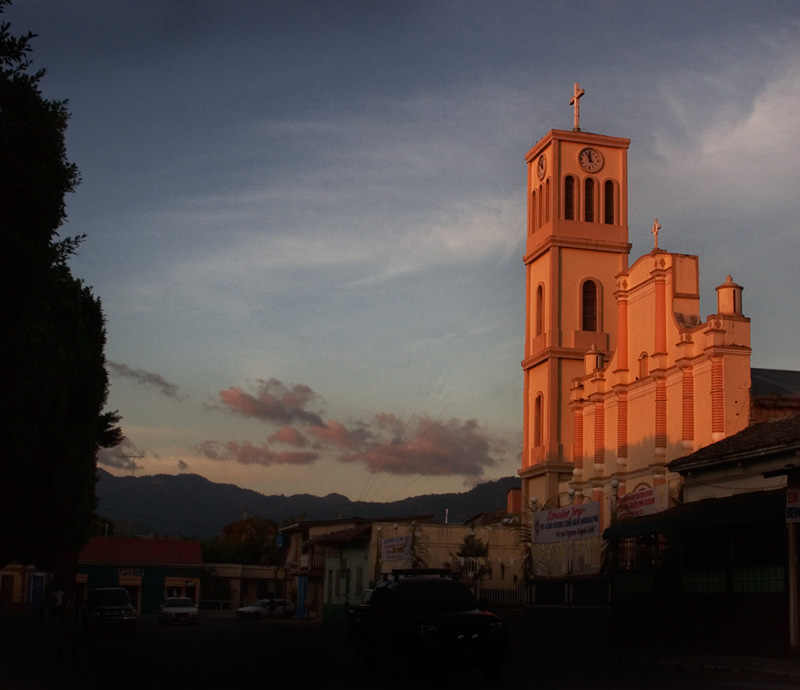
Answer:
top-left (669, 413), bottom-right (800, 472)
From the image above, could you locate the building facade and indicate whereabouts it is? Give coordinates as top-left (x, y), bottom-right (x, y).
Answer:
top-left (77, 536), bottom-right (203, 616)
top-left (281, 516), bottom-right (524, 623)
top-left (520, 85), bottom-right (751, 523)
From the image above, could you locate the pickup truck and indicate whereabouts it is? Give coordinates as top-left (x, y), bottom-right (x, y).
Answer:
top-left (348, 569), bottom-right (507, 678)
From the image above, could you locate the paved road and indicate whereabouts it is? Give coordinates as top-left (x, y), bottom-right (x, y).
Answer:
top-left (6, 612), bottom-right (800, 689)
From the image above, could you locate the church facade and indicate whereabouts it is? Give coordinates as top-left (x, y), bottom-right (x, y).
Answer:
top-left (519, 85), bottom-right (752, 524)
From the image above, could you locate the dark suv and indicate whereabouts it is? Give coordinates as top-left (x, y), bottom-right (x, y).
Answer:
top-left (349, 569), bottom-right (507, 678)
top-left (84, 587), bottom-right (137, 637)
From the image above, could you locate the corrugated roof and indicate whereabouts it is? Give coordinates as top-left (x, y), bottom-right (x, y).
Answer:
top-left (78, 537), bottom-right (203, 566)
top-left (669, 413), bottom-right (800, 471)
top-left (603, 489), bottom-right (785, 539)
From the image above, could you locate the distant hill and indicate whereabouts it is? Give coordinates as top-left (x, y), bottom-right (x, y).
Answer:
top-left (95, 469), bottom-right (521, 539)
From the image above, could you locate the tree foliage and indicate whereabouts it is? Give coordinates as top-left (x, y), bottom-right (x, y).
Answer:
top-left (456, 532), bottom-right (489, 559)
top-left (408, 522), bottom-right (429, 569)
top-left (0, 1), bottom-right (122, 568)
top-left (201, 517), bottom-right (285, 566)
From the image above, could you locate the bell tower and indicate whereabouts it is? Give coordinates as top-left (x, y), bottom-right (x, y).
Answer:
top-left (520, 84), bottom-right (632, 507)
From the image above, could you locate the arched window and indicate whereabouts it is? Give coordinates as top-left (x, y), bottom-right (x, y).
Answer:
top-left (545, 179), bottom-right (551, 223)
top-left (538, 184), bottom-right (543, 228)
top-left (582, 280), bottom-right (598, 331)
top-left (604, 180), bottom-right (615, 224)
top-left (531, 189), bottom-right (536, 232)
top-left (638, 353), bottom-right (649, 379)
top-left (535, 285), bottom-right (544, 336)
top-left (534, 393), bottom-right (544, 446)
top-left (584, 178), bottom-right (595, 222)
top-left (564, 175), bottom-right (575, 220)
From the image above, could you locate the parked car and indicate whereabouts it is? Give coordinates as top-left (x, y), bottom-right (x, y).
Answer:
top-left (348, 569), bottom-right (507, 678)
top-left (159, 597), bottom-right (199, 625)
top-left (84, 587), bottom-right (138, 638)
top-left (236, 598), bottom-right (296, 619)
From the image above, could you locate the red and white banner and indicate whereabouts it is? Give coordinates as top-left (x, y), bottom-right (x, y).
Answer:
top-left (533, 502), bottom-right (601, 543)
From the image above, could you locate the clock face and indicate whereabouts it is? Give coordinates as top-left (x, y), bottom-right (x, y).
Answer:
top-left (537, 154), bottom-right (547, 180)
top-left (579, 147), bottom-right (604, 173)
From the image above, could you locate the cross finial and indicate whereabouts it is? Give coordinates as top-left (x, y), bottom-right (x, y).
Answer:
top-left (569, 82), bottom-right (585, 131)
top-left (651, 218), bottom-right (662, 250)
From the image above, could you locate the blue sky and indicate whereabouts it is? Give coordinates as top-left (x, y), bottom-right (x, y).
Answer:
top-left (7, 0), bottom-right (799, 502)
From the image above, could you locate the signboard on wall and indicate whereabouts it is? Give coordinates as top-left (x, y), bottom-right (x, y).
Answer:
top-left (533, 502), bottom-right (601, 543)
top-left (381, 536), bottom-right (411, 561)
top-left (618, 485), bottom-right (668, 519)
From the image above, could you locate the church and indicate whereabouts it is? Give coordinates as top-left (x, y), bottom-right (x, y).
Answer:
top-left (519, 84), bottom-right (754, 523)
top-left (517, 85), bottom-right (800, 652)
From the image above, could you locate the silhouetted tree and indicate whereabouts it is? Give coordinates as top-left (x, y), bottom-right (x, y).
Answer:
top-left (456, 533), bottom-right (489, 558)
top-left (202, 517), bottom-right (283, 566)
top-left (408, 522), bottom-right (429, 569)
top-left (0, 1), bottom-right (122, 569)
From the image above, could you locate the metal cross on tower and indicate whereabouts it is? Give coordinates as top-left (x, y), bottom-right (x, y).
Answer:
top-left (570, 82), bottom-right (585, 131)
top-left (651, 218), bottom-right (662, 250)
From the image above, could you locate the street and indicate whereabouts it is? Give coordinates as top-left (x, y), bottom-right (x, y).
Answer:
top-left (6, 611), bottom-right (800, 690)
top-left (75, 614), bottom-right (800, 690)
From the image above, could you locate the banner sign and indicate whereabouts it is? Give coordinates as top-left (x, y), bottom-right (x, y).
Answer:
top-left (618, 485), bottom-right (668, 519)
top-left (381, 536), bottom-right (411, 561)
top-left (533, 502), bottom-right (601, 543)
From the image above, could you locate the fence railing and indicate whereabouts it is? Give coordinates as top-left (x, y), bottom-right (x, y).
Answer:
top-left (449, 557), bottom-right (529, 605)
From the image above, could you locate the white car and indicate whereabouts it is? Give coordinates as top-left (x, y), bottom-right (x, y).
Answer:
top-left (236, 598), bottom-right (296, 619)
top-left (159, 597), bottom-right (199, 625)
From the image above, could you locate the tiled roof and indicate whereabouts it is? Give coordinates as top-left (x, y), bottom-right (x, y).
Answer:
top-left (78, 536), bottom-right (203, 566)
top-left (669, 414), bottom-right (800, 471)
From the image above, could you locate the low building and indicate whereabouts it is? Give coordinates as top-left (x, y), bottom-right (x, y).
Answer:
top-left (281, 516), bottom-right (426, 622)
top-left (202, 563), bottom-right (293, 612)
top-left (603, 414), bottom-right (800, 654)
top-left (77, 536), bottom-right (203, 615)
top-left (282, 515), bottom-right (524, 624)
top-left (0, 562), bottom-right (47, 614)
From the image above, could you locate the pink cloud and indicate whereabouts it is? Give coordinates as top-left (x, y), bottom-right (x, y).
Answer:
top-left (203, 386), bottom-right (503, 479)
top-left (198, 440), bottom-right (318, 467)
top-left (268, 426), bottom-right (309, 446)
top-left (374, 412), bottom-right (400, 428)
top-left (307, 420), bottom-right (372, 449)
top-left (217, 379), bottom-right (323, 426)
top-left (338, 416), bottom-right (498, 477)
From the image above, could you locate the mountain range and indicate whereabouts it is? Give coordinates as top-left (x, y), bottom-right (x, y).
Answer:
top-left (95, 469), bottom-right (521, 539)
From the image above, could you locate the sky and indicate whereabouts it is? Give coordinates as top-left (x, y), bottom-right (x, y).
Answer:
top-left (5, 0), bottom-right (799, 504)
